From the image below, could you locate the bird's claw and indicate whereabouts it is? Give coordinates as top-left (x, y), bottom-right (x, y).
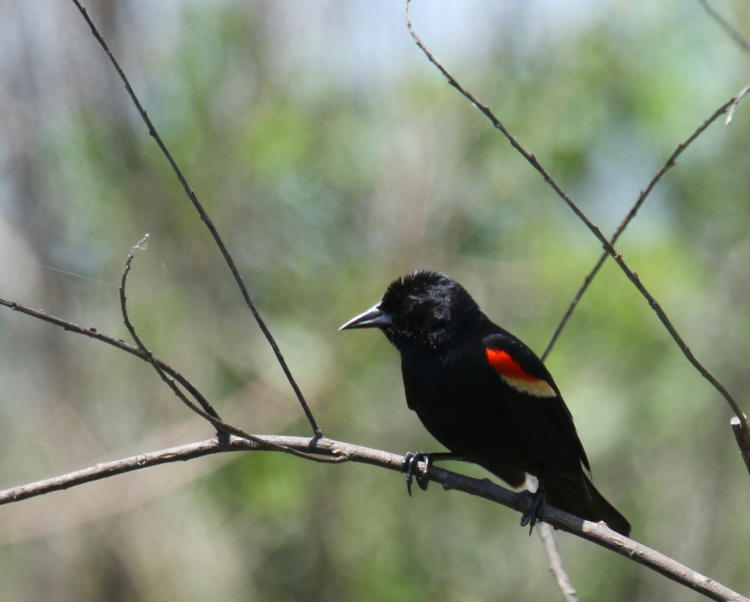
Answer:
top-left (520, 488), bottom-right (547, 535)
top-left (402, 452), bottom-right (432, 496)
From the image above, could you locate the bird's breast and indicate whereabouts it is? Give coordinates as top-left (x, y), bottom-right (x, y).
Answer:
top-left (399, 343), bottom-right (533, 467)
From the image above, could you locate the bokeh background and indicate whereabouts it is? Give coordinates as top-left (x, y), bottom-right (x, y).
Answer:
top-left (1, 1), bottom-right (749, 600)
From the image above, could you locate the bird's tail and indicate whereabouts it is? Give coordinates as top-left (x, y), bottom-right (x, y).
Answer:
top-left (545, 472), bottom-right (631, 537)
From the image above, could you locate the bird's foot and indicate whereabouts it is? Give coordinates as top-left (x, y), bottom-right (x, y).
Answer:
top-left (402, 452), bottom-right (433, 496)
top-left (520, 487), bottom-right (547, 535)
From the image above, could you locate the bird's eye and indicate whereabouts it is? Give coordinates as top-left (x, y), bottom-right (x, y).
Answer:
top-left (404, 294), bottom-right (421, 310)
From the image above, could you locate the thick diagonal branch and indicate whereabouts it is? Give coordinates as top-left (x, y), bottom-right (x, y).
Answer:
top-left (0, 436), bottom-right (746, 602)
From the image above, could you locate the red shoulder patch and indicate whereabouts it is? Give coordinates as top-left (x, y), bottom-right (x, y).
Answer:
top-left (485, 348), bottom-right (556, 398)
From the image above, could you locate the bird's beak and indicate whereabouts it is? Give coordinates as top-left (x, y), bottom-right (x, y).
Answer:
top-left (338, 303), bottom-right (393, 330)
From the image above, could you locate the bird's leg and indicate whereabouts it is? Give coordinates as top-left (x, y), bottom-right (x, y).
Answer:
top-left (520, 481), bottom-right (547, 535)
top-left (403, 452), bottom-right (433, 495)
top-left (402, 452), bottom-right (458, 496)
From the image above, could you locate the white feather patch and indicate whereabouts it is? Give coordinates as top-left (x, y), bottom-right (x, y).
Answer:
top-left (500, 375), bottom-right (557, 398)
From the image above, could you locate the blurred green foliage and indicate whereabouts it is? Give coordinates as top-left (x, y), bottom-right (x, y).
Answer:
top-left (1, 1), bottom-right (749, 600)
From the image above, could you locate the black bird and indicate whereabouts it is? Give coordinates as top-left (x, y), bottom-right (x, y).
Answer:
top-left (339, 270), bottom-right (630, 536)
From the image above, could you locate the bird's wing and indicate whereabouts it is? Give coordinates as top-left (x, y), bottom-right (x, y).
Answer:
top-left (482, 332), bottom-right (590, 473)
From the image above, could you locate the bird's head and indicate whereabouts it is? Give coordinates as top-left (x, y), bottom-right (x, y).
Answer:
top-left (339, 270), bottom-right (482, 350)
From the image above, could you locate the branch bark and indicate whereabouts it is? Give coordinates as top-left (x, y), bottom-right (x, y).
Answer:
top-left (0, 435), bottom-right (746, 602)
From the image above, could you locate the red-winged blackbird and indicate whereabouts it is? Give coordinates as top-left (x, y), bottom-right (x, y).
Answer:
top-left (340, 270), bottom-right (630, 536)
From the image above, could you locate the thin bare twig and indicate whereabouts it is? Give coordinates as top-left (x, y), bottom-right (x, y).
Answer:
top-left (698, 0), bottom-right (750, 53)
top-left (0, 295), bottom-right (222, 419)
top-left (542, 94), bottom-right (740, 361)
top-left (1, 435), bottom-right (747, 602)
top-left (404, 1), bottom-right (749, 439)
top-left (69, 0), bottom-right (322, 437)
top-left (0, 294), bottom-right (339, 464)
top-left (118, 234), bottom-right (231, 445)
top-left (538, 523), bottom-right (579, 602)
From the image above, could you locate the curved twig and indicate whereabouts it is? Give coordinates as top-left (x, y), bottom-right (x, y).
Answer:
top-left (118, 235), bottom-right (232, 443)
top-left (0, 295), bottom-right (337, 464)
top-left (0, 295), bottom-right (213, 412)
top-left (69, 0), bottom-right (321, 437)
top-left (0, 435), bottom-right (746, 602)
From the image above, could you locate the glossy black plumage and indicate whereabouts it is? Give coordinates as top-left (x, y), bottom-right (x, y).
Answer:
top-left (340, 270), bottom-right (630, 536)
